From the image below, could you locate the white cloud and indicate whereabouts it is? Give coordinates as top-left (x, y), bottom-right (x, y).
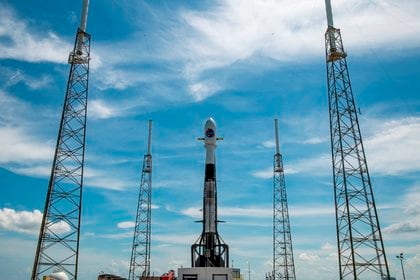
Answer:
top-left (0, 97), bottom-right (56, 178)
top-left (87, 36), bottom-right (178, 93)
top-left (83, 167), bottom-right (135, 191)
top-left (4, 158), bottom-right (134, 192)
top-left (294, 248), bottom-right (337, 280)
top-left (83, 232), bottom-right (96, 238)
top-left (406, 254), bottom-right (420, 273)
top-left (2, 0), bottom-right (419, 105)
top-left (0, 122), bottom-right (133, 191)
top-left (98, 231), bottom-right (133, 240)
top-left (177, 0), bottom-right (420, 78)
top-left (0, 91), bottom-right (56, 178)
top-left (299, 252), bottom-right (320, 262)
top-left (0, 208), bottom-right (42, 235)
top-left (117, 221), bottom-right (135, 229)
top-left (383, 222), bottom-right (420, 234)
top-left (252, 154), bottom-right (330, 179)
top-left (0, 208), bottom-right (72, 236)
top-left (0, 87), bottom-right (140, 193)
top-left (0, 90), bottom-right (30, 123)
top-left (188, 80), bottom-right (222, 102)
top-left (181, 0), bottom-right (420, 101)
top-left (0, 126), bottom-right (54, 164)
top-left (251, 167), bottom-right (273, 179)
top-left (153, 233), bottom-right (197, 246)
top-left (261, 140), bottom-right (276, 149)
top-left (404, 185), bottom-right (420, 217)
top-left (82, 0), bottom-right (420, 101)
top-left (179, 0), bottom-right (322, 76)
top-left (365, 117), bottom-right (420, 176)
top-left (0, 67), bottom-right (52, 90)
top-left (300, 137), bottom-right (326, 145)
top-left (24, 75), bottom-right (53, 90)
top-left (107, 260), bottom-right (130, 278)
top-left (10, 165), bottom-right (52, 178)
top-left (222, 206), bottom-right (272, 217)
top-left (89, 99), bottom-right (119, 120)
top-left (0, 91), bottom-right (134, 191)
top-left (286, 154), bottom-right (331, 175)
top-left (93, 67), bottom-right (165, 91)
top-left (321, 242), bottom-right (335, 251)
top-left (179, 207), bottom-right (201, 219)
top-left (383, 184), bottom-right (420, 239)
top-left (290, 205), bottom-right (334, 217)
top-left (0, 7), bottom-right (71, 63)
top-left (49, 220), bottom-right (72, 234)
top-left (180, 206), bottom-right (272, 219)
top-left (180, 205), bottom-right (333, 219)
top-left (253, 117), bottom-right (420, 177)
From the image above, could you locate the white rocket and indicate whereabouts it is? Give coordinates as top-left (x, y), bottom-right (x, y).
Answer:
top-left (192, 118), bottom-right (228, 268)
top-left (202, 118), bottom-right (220, 233)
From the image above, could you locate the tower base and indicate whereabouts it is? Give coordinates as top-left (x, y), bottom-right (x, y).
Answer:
top-left (191, 232), bottom-right (229, 267)
top-left (178, 267), bottom-right (241, 280)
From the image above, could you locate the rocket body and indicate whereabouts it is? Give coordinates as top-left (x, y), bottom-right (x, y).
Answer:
top-left (192, 118), bottom-right (228, 268)
top-left (203, 118), bottom-right (217, 233)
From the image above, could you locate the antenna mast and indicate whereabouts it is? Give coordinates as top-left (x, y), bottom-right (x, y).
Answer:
top-left (324, 1), bottom-right (390, 279)
top-left (129, 120), bottom-right (153, 280)
top-left (273, 119), bottom-right (296, 280)
top-left (32, 0), bottom-right (91, 279)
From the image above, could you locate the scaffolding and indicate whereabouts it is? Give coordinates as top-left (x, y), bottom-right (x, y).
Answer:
top-left (324, 1), bottom-right (390, 278)
top-left (31, 25), bottom-right (91, 280)
top-left (273, 119), bottom-right (296, 280)
top-left (129, 121), bottom-right (153, 280)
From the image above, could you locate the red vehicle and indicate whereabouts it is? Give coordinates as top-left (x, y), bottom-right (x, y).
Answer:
top-left (160, 270), bottom-right (175, 280)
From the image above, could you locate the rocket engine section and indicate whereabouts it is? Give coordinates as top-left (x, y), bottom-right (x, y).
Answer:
top-left (192, 118), bottom-right (229, 268)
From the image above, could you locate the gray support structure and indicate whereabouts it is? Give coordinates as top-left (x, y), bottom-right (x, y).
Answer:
top-left (324, 1), bottom-right (390, 279)
top-left (129, 120), bottom-right (153, 280)
top-left (31, 24), bottom-right (90, 280)
top-left (273, 119), bottom-right (296, 280)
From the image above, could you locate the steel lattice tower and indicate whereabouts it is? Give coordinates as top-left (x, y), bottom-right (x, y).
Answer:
top-left (273, 119), bottom-right (296, 280)
top-left (31, 1), bottom-right (90, 279)
top-left (324, 1), bottom-right (390, 279)
top-left (129, 120), bottom-right (153, 280)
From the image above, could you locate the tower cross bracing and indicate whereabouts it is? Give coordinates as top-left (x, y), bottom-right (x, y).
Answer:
top-left (324, 1), bottom-right (390, 277)
top-left (129, 121), bottom-right (153, 280)
top-left (273, 119), bottom-right (296, 280)
top-left (31, 27), bottom-right (90, 280)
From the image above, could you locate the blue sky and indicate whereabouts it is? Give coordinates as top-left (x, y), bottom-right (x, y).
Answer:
top-left (0, 0), bottom-right (419, 279)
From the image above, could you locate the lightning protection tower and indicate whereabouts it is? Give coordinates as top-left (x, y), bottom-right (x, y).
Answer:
top-left (129, 120), bottom-right (153, 280)
top-left (31, 1), bottom-right (91, 279)
top-left (324, 1), bottom-right (390, 279)
top-left (273, 119), bottom-right (296, 280)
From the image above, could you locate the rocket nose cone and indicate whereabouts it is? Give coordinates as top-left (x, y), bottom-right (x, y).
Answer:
top-left (204, 117), bottom-right (216, 140)
top-left (205, 117), bottom-right (216, 127)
